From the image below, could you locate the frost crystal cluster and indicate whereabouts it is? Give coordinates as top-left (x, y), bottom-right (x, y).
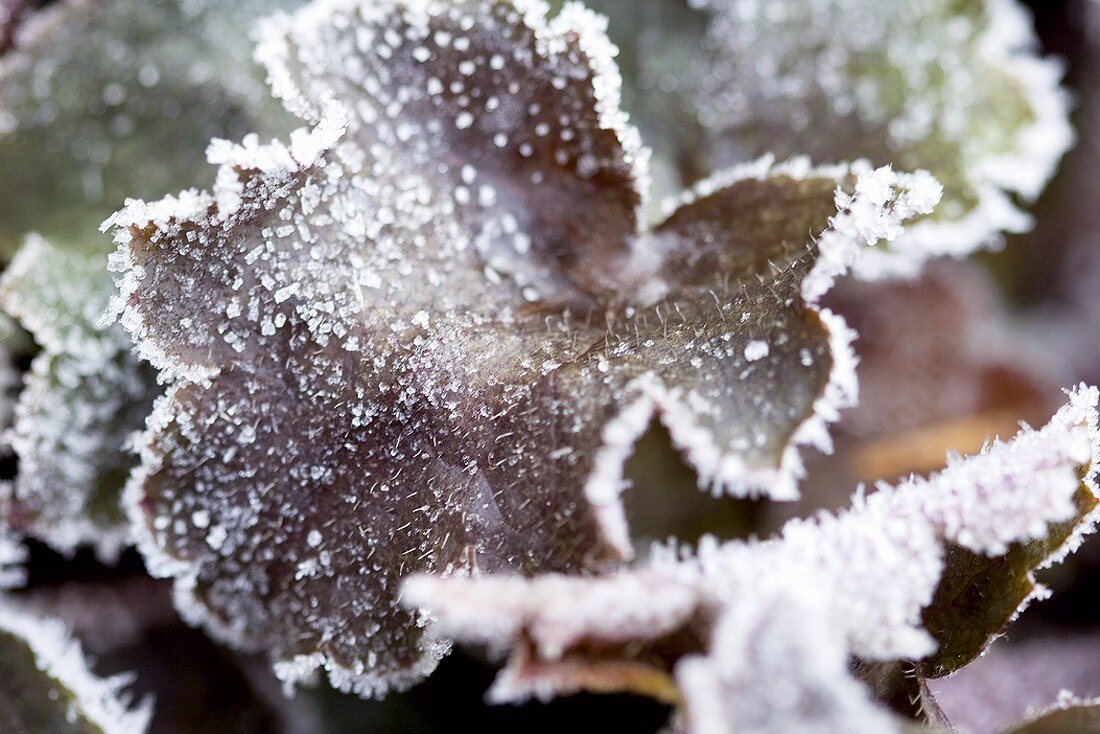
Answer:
top-left (0, 0), bottom-right (1097, 731)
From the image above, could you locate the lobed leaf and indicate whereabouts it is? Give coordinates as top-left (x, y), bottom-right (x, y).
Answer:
top-left (761, 260), bottom-right (1064, 534)
top-left (575, 0), bottom-right (1072, 275)
top-left (0, 237), bottom-right (159, 560)
top-left (405, 387), bottom-right (1100, 732)
top-left (106, 0), bottom-right (939, 697)
top-left (0, 598), bottom-right (151, 734)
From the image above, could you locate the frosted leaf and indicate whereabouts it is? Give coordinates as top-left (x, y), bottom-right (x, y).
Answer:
top-left (105, 0), bottom-right (939, 699)
top-left (0, 0), bottom-right (302, 257)
top-left (577, 0), bottom-right (1072, 275)
top-left (10, 577), bottom-right (326, 734)
top-left (404, 387), bottom-right (1100, 730)
top-left (675, 586), bottom-right (898, 734)
top-left (0, 598), bottom-right (152, 734)
top-left (0, 237), bottom-right (158, 560)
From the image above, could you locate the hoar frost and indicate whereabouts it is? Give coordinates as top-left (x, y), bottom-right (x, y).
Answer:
top-left (105, 0), bottom-right (938, 697)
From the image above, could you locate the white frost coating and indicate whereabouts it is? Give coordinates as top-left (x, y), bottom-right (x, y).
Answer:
top-left (582, 378), bottom-right (661, 559)
top-left (1012, 691), bottom-right (1100, 729)
top-left (646, 158), bottom-right (936, 503)
top-left (675, 583), bottom-right (899, 734)
top-left (548, 1), bottom-right (652, 224)
top-left (271, 635), bottom-right (450, 699)
top-left (973, 0), bottom-right (1075, 201)
top-left (803, 165), bottom-right (943, 302)
top-left (668, 156), bottom-right (943, 303)
top-left (742, 340), bottom-right (768, 362)
top-left (0, 600), bottom-right (153, 733)
top-left (405, 387), bottom-right (1100, 729)
top-left (103, 189), bottom-right (220, 385)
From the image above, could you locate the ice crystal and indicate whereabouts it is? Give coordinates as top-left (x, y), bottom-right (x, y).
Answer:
top-left (0, 599), bottom-right (152, 734)
top-left (0, 237), bottom-right (158, 560)
top-left (405, 387), bottom-right (1100, 732)
top-left (105, 0), bottom-right (939, 697)
top-left (579, 0), bottom-right (1072, 275)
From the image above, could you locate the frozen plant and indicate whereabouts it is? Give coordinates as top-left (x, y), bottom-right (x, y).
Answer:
top-left (0, 0), bottom-right (1097, 732)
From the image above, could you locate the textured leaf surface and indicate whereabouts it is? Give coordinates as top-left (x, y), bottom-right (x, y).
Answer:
top-left (406, 387), bottom-right (1100, 732)
top-left (0, 237), bottom-right (159, 559)
top-left (0, 599), bottom-right (151, 734)
top-left (107, 0), bottom-right (939, 698)
top-left (0, 0), bottom-right (300, 257)
top-left (577, 0), bottom-right (1071, 274)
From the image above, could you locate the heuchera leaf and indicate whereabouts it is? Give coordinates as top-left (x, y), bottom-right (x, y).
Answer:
top-left (0, 237), bottom-right (159, 560)
top-left (405, 387), bottom-right (1100, 733)
top-left (0, 599), bottom-right (152, 734)
top-left (0, 0), bottom-right (301, 257)
top-left (574, 0), bottom-right (1072, 275)
top-left (764, 260), bottom-right (1061, 534)
top-left (105, 0), bottom-right (939, 697)
top-left (0, 0), bottom-right (310, 558)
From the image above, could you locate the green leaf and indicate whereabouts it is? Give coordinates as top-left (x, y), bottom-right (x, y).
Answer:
top-left (920, 476), bottom-right (1098, 678)
top-left (0, 0), bottom-right (301, 258)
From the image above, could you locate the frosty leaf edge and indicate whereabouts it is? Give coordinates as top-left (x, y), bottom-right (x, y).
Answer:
top-left (0, 598), bottom-right (152, 734)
